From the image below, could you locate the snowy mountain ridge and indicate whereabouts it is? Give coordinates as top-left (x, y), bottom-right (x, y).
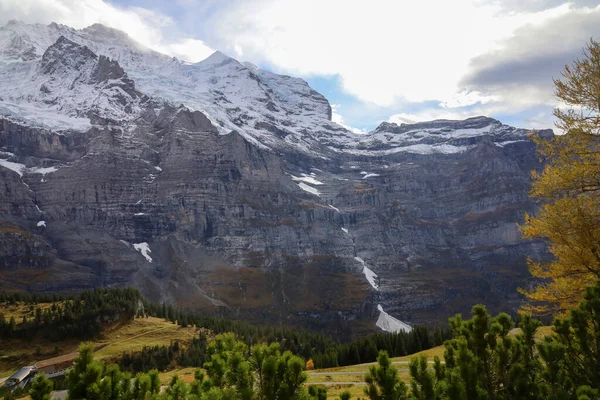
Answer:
top-left (347, 116), bottom-right (530, 155)
top-left (0, 21), bottom-right (530, 156)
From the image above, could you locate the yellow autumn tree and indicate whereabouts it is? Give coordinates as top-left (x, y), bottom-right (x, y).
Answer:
top-left (306, 358), bottom-right (315, 370)
top-left (520, 39), bottom-right (600, 315)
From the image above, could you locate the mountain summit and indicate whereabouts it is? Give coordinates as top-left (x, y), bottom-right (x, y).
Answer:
top-left (0, 21), bottom-right (552, 337)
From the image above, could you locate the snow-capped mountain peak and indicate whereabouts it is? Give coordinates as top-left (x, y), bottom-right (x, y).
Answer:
top-left (199, 50), bottom-right (237, 67)
top-left (81, 23), bottom-right (132, 42)
top-left (0, 20), bottom-right (540, 156)
top-left (0, 31), bottom-right (149, 130)
top-left (0, 21), bottom-right (72, 62)
top-left (0, 20), bottom-right (348, 152)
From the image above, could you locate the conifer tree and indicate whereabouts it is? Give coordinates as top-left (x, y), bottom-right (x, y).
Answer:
top-left (30, 373), bottom-right (53, 400)
top-left (67, 343), bottom-right (104, 400)
top-left (278, 351), bottom-right (307, 400)
top-left (308, 385), bottom-right (327, 400)
top-left (537, 284), bottom-right (600, 398)
top-left (149, 369), bottom-right (161, 395)
top-left (410, 306), bottom-right (546, 400)
top-left (339, 391), bottom-right (351, 400)
top-left (409, 355), bottom-right (442, 400)
top-left (250, 342), bottom-right (281, 400)
top-left (364, 350), bottom-right (408, 400)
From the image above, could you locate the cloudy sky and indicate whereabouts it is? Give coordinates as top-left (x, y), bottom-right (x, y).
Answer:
top-left (1, 0), bottom-right (599, 132)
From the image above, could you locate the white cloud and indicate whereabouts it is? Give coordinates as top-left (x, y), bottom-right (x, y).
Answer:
top-left (461, 3), bottom-right (600, 110)
top-left (0, 0), bottom-right (214, 62)
top-left (160, 38), bottom-right (214, 63)
top-left (439, 90), bottom-right (499, 109)
top-left (331, 104), bottom-right (368, 134)
top-left (206, 0), bottom-right (569, 107)
top-left (523, 112), bottom-right (556, 130)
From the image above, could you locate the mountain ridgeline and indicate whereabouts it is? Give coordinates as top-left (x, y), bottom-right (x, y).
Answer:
top-left (0, 20), bottom-right (552, 338)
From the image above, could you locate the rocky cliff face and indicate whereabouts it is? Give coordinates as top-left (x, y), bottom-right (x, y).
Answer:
top-left (0, 21), bottom-right (551, 338)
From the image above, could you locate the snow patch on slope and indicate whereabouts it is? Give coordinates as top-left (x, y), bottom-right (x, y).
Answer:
top-left (362, 173), bottom-right (380, 179)
top-left (334, 143), bottom-right (476, 156)
top-left (355, 256), bottom-right (378, 290)
top-left (377, 304), bottom-right (412, 333)
top-left (0, 103), bottom-right (92, 132)
top-left (133, 242), bottom-right (152, 263)
top-left (30, 166), bottom-right (58, 175)
top-left (0, 158), bottom-right (26, 176)
top-left (297, 182), bottom-right (321, 197)
top-left (494, 140), bottom-right (528, 147)
top-left (291, 174), bottom-right (324, 185)
top-left (388, 143), bottom-right (474, 155)
top-left (0, 158), bottom-right (60, 177)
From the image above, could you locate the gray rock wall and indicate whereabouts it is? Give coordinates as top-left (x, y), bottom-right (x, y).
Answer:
top-left (0, 110), bottom-right (548, 339)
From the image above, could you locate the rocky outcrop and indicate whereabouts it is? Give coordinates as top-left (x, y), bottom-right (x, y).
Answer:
top-left (40, 36), bottom-right (96, 74)
top-left (0, 22), bottom-right (552, 339)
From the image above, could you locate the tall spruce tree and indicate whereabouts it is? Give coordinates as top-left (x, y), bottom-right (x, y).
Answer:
top-left (364, 350), bottom-right (408, 400)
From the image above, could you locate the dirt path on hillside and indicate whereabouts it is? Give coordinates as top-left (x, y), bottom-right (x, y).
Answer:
top-left (94, 325), bottom-right (172, 356)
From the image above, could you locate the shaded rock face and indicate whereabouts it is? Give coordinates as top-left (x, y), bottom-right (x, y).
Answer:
top-left (0, 22), bottom-right (552, 339)
top-left (0, 112), bottom-right (549, 338)
top-left (0, 110), bottom-right (373, 337)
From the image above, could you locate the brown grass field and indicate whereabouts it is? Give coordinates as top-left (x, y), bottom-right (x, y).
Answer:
top-left (0, 304), bottom-right (200, 378)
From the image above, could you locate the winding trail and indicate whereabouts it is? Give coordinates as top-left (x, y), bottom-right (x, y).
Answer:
top-left (308, 369), bottom-right (410, 376)
top-left (309, 382), bottom-right (368, 386)
top-left (94, 325), bottom-right (171, 356)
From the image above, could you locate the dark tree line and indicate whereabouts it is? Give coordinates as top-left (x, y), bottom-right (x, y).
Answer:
top-left (119, 334), bottom-right (209, 373)
top-left (117, 322), bottom-right (450, 373)
top-left (0, 287), bottom-right (450, 371)
top-left (311, 326), bottom-right (449, 368)
top-left (0, 288), bottom-right (141, 340)
top-left (142, 300), bottom-right (451, 369)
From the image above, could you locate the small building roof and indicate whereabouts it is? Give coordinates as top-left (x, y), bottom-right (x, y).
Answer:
top-left (7, 366), bottom-right (34, 382)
